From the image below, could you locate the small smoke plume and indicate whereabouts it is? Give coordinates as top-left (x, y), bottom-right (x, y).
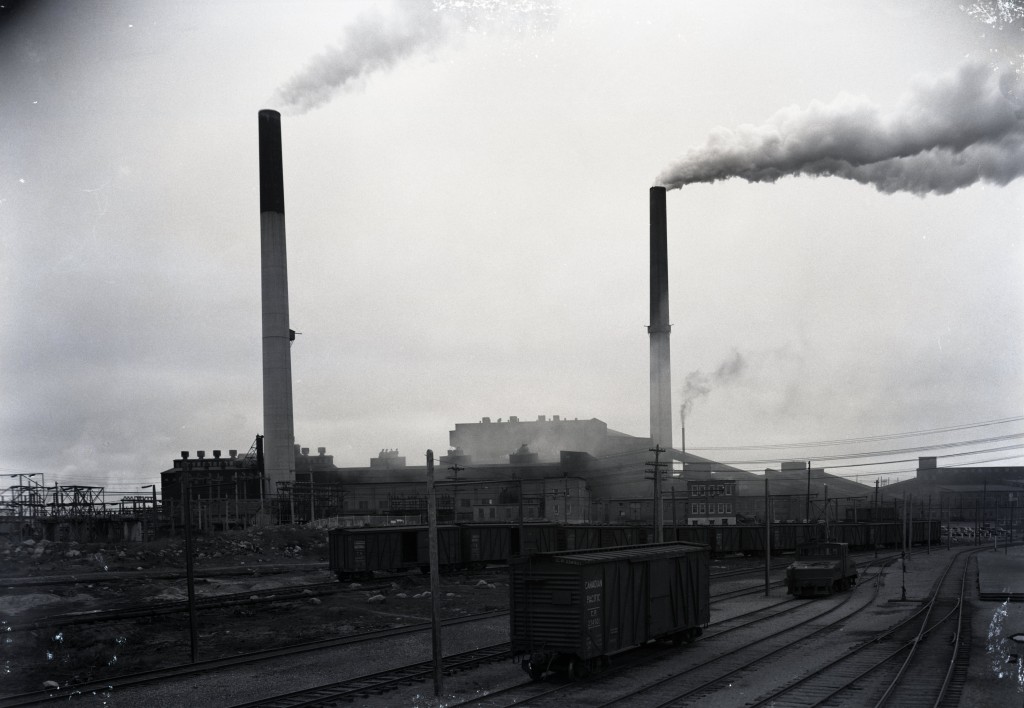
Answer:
top-left (656, 61), bottom-right (1024, 195)
top-left (680, 350), bottom-right (746, 423)
top-left (273, 0), bottom-right (556, 115)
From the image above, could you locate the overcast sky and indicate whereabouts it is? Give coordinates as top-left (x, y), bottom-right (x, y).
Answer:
top-left (2, 0), bottom-right (1022, 495)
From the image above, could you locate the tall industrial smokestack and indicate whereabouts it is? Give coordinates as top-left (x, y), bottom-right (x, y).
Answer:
top-left (258, 109), bottom-right (295, 494)
top-left (649, 186), bottom-right (673, 452)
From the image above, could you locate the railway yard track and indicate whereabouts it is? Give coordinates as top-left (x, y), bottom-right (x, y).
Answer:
top-left (745, 548), bottom-right (978, 708)
top-left (4, 556), bottom-right (799, 633)
top-left (438, 561), bottom-right (894, 708)
top-left (2, 545), bottom-right (1003, 707)
top-left (0, 610), bottom-right (507, 708)
top-left (209, 563), bottom-right (898, 708)
top-left (0, 563), bottom-right (793, 707)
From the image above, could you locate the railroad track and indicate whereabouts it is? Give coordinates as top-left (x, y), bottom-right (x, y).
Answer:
top-left (4, 552), bottom-right (890, 632)
top-left (227, 642), bottom-right (512, 708)
top-left (742, 547), bottom-right (978, 707)
top-left (436, 563), bottom-right (893, 708)
top-left (2, 581), bottom-right (373, 632)
top-left (471, 560), bottom-right (892, 708)
top-left (0, 610), bottom-right (507, 708)
top-left (4, 566), bottom-right (511, 632)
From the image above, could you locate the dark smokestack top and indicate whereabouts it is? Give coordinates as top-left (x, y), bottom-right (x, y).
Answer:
top-left (649, 186), bottom-right (669, 331)
top-left (258, 109), bottom-right (285, 214)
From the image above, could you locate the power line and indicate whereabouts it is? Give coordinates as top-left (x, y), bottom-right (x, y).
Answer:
top-left (689, 416), bottom-right (1024, 450)
top-left (710, 434), bottom-right (1024, 467)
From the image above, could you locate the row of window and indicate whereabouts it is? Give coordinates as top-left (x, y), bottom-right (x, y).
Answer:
top-left (691, 502), bottom-right (733, 514)
top-left (688, 483), bottom-right (736, 497)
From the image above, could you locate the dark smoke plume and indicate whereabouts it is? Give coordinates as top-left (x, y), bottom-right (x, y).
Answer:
top-left (680, 350), bottom-right (746, 423)
top-left (273, 0), bottom-right (556, 115)
top-left (657, 62), bottom-right (1024, 195)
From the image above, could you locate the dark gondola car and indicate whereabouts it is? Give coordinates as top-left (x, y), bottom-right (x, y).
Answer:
top-left (785, 541), bottom-right (857, 597)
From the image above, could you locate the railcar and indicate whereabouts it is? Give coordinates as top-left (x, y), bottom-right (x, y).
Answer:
top-left (326, 519), bottom-right (941, 579)
top-left (785, 541), bottom-right (857, 597)
top-left (510, 542), bottom-right (710, 680)
top-left (559, 524), bottom-right (642, 550)
top-left (328, 525), bottom-right (462, 580)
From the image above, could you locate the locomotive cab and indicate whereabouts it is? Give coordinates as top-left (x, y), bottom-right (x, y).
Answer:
top-left (785, 541), bottom-right (856, 597)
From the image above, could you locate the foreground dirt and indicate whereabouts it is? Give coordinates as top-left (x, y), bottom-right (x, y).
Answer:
top-left (0, 526), bottom-right (509, 696)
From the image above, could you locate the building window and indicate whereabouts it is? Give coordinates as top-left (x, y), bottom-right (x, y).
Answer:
top-left (358, 500), bottom-right (368, 510)
top-left (461, 499), bottom-right (471, 507)
top-left (726, 503), bottom-right (733, 513)
top-left (699, 503), bottom-right (706, 514)
top-left (489, 508), bottom-right (495, 519)
top-left (691, 503), bottom-right (699, 515)
top-left (718, 503), bottom-right (725, 514)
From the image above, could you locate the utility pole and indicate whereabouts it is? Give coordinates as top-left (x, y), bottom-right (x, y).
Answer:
top-left (563, 471), bottom-right (569, 523)
top-left (425, 450), bottom-right (443, 697)
top-left (671, 487), bottom-right (677, 538)
top-left (764, 470), bottom-right (771, 597)
top-left (647, 446), bottom-right (667, 542)
top-left (448, 463), bottom-right (464, 523)
top-left (180, 453), bottom-right (199, 663)
top-left (927, 494), bottom-right (931, 554)
top-left (874, 478), bottom-right (880, 519)
top-left (823, 483), bottom-right (829, 541)
top-left (805, 461), bottom-right (811, 523)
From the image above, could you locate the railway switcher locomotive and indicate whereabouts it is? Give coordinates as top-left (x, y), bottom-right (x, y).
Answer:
top-left (785, 541), bottom-right (858, 597)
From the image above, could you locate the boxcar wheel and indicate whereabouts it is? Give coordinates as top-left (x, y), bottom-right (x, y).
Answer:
top-left (527, 663), bottom-right (544, 681)
top-left (569, 657), bottom-right (589, 680)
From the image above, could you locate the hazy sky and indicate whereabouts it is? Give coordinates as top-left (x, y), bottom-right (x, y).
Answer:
top-left (2, 0), bottom-right (1022, 495)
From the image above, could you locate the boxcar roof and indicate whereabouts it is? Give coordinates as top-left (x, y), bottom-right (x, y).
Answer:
top-left (533, 542), bottom-right (708, 565)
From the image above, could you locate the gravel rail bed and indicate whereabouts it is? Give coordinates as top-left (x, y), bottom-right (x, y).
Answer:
top-left (25, 614), bottom-right (510, 707)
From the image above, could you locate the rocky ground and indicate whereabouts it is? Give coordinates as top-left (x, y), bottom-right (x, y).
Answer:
top-left (0, 526), bottom-right (509, 697)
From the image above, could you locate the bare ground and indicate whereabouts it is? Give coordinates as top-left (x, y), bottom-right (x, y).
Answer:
top-left (0, 526), bottom-right (509, 696)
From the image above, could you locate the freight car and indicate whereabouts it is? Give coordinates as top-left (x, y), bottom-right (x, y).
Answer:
top-left (328, 525), bottom-right (462, 580)
top-left (510, 542), bottom-right (710, 680)
top-left (328, 522), bottom-right (560, 580)
top-left (785, 541), bottom-right (857, 597)
top-left (327, 519), bottom-right (940, 579)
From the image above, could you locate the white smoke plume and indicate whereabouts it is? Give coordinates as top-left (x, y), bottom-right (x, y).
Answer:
top-left (273, 0), bottom-right (557, 115)
top-left (680, 350), bottom-right (746, 423)
top-left (656, 61), bottom-right (1024, 195)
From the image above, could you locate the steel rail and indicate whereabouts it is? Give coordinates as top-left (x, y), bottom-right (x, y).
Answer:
top-left (0, 610), bottom-right (507, 708)
top-left (743, 546), bottom-right (980, 708)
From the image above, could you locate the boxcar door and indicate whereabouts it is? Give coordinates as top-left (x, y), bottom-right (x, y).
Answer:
top-left (648, 558), bottom-right (676, 637)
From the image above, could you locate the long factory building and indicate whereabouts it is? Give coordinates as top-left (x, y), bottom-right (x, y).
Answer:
top-left (157, 415), bottom-right (1013, 533)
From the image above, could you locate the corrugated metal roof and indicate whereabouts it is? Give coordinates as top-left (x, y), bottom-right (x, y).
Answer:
top-left (537, 541), bottom-right (708, 565)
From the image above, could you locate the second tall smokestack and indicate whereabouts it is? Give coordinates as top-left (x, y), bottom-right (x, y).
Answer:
top-left (648, 186), bottom-right (672, 451)
top-left (259, 109), bottom-right (295, 494)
